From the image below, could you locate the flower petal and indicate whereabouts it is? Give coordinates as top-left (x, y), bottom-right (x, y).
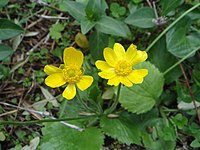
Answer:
top-left (45, 73), bottom-right (66, 88)
top-left (120, 76), bottom-right (133, 87)
top-left (131, 51), bottom-right (148, 65)
top-left (104, 47), bottom-right (118, 67)
top-left (63, 47), bottom-right (83, 67)
top-left (76, 75), bottom-right (93, 91)
top-left (98, 69), bottom-right (116, 79)
top-left (127, 69), bottom-right (148, 84)
top-left (113, 43), bottom-right (126, 60)
top-left (107, 76), bottom-right (121, 86)
top-left (62, 84), bottom-right (76, 100)
top-left (95, 60), bottom-right (112, 71)
top-left (126, 44), bottom-right (137, 63)
top-left (44, 65), bottom-right (62, 75)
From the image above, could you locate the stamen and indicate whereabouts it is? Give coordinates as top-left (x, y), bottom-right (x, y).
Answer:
top-left (115, 60), bottom-right (132, 76)
top-left (62, 65), bottom-right (82, 83)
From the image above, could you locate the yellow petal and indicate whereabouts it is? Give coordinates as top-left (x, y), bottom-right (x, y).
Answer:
top-left (62, 84), bottom-right (76, 100)
top-left (131, 51), bottom-right (148, 65)
top-left (107, 76), bottom-right (120, 86)
top-left (98, 69), bottom-right (116, 79)
top-left (45, 73), bottom-right (66, 88)
top-left (63, 47), bottom-right (83, 67)
top-left (95, 60), bottom-right (112, 71)
top-left (126, 44), bottom-right (137, 63)
top-left (103, 47), bottom-right (118, 67)
top-left (44, 65), bottom-right (62, 75)
top-left (76, 76), bottom-right (93, 91)
top-left (120, 76), bottom-right (133, 87)
top-left (113, 43), bottom-right (126, 60)
top-left (127, 69), bottom-right (148, 84)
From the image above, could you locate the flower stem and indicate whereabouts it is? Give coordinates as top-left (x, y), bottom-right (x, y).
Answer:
top-left (0, 116), bottom-right (97, 125)
top-left (106, 84), bottom-right (122, 114)
top-left (76, 90), bottom-right (95, 112)
top-left (146, 3), bottom-right (200, 52)
top-left (163, 46), bottom-right (200, 75)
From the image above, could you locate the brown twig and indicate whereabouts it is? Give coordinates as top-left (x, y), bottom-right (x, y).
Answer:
top-left (180, 63), bottom-right (200, 123)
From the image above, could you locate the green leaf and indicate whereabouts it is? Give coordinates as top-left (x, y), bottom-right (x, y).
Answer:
top-left (119, 62), bottom-right (164, 114)
top-left (100, 113), bottom-right (142, 145)
top-left (125, 7), bottom-right (155, 28)
top-left (49, 23), bottom-right (64, 40)
top-left (160, 0), bottom-right (184, 15)
top-left (0, 0), bottom-right (8, 7)
top-left (81, 18), bottom-right (96, 34)
top-left (0, 19), bottom-right (23, 40)
top-left (0, 44), bottom-right (13, 61)
top-left (60, 1), bottom-right (86, 22)
top-left (85, 0), bottom-right (103, 21)
top-left (190, 139), bottom-right (200, 148)
top-left (89, 31), bottom-right (108, 60)
top-left (95, 16), bottom-right (131, 38)
top-left (166, 16), bottom-right (200, 58)
top-left (41, 123), bottom-right (104, 150)
top-left (0, 64), bottom-right (10, 80)
top-left (148, 37), bottom-right (181, 84)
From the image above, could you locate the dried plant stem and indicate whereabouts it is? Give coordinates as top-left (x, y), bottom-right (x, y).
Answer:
top-left (180, 64), bottom-right (200, 123)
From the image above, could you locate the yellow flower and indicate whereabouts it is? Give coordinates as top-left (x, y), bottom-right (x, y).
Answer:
top-left (44, 47), bottom-right (93, 100)
top-left (95, 43), bottom-right (148, 87)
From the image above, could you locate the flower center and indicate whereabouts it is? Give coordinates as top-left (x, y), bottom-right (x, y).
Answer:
top-left (62, 65), bottom-right (82, 83)
top-left (115, 60), bottom-right (132, 76)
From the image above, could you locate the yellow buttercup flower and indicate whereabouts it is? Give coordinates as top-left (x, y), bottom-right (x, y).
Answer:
top-left (95, 43), bottom-right (148, 87)
top-left (44, 47), bottom-right (93, 100)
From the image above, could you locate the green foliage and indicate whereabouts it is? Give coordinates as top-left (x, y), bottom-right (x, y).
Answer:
top-left (166, 16), bottom-right (200, 58)
top-left (160, 0), bottom-right (184, 15)
top-left (0, 0), bottom-right (8, 7)
top-left (60, 0), bottom-right (85, 22)
top-left (0, 64), bottom-right (10, 80)
top-left (119, 62), bottom-right (164, 114)
top-left (125, 7), bottom-right (156, 28)
top-left (0, 44), bottom-right (13, 61)
top-left (0, 19), bottom-right (23, 40)
top-left (49, 23), bottom-right (65, 40)
top-left (96, 16), bottom-right (131, 38)
top-left (89, 31), bottom-right (108, 60)
top-left (41, 123), bottom-right (104, 150)
top-left (110, 2), bottom-right (126, 18)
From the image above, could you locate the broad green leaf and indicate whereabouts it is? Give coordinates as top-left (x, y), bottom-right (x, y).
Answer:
top-left (41, 123), bottom-right (104, 150)
top-left (49, 23), bottom-right (64, 40)
top-left (60, 1), bottom-right (86, 22)
top-left (0, 19), bottom-right (23, 40)
top-left (160, 0), bottom-right (184, 15)
top-left (0, 44), bottom-right (13, 60)
top-left (89, 31), bottom-right (108, 60)
top-left (166, 16), bottom-right (200, 58)
top-left (100, 113), bottom-right (142, 145)
top-left (148, 37), bottom-right (181, 84)
top-left (0, 0), bottom-right (8, 7)
top-left (95, 16), bottom-right (131, 38)
top-left (125, 7), bottom-right (155, 28)
top-left (85, 0), bottom-right (102, 20)
top-left (81, 18), bottom-right (96, 34)
top-left (119, 62), bottom-right (164, 114)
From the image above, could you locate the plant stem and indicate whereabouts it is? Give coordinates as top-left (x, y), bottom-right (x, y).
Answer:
top-left (179, 64), bottom-right (200, 123)
top-left (163, 46), bottom-right (200, 75)
top-left (107, 84), bottom-right (122, 114)
top-left (146, 3), bottom-right (200, 52)
top-left (0, 116), bottom-right (97, 125)
top-left (76, 90), bottom-right (95, 112)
